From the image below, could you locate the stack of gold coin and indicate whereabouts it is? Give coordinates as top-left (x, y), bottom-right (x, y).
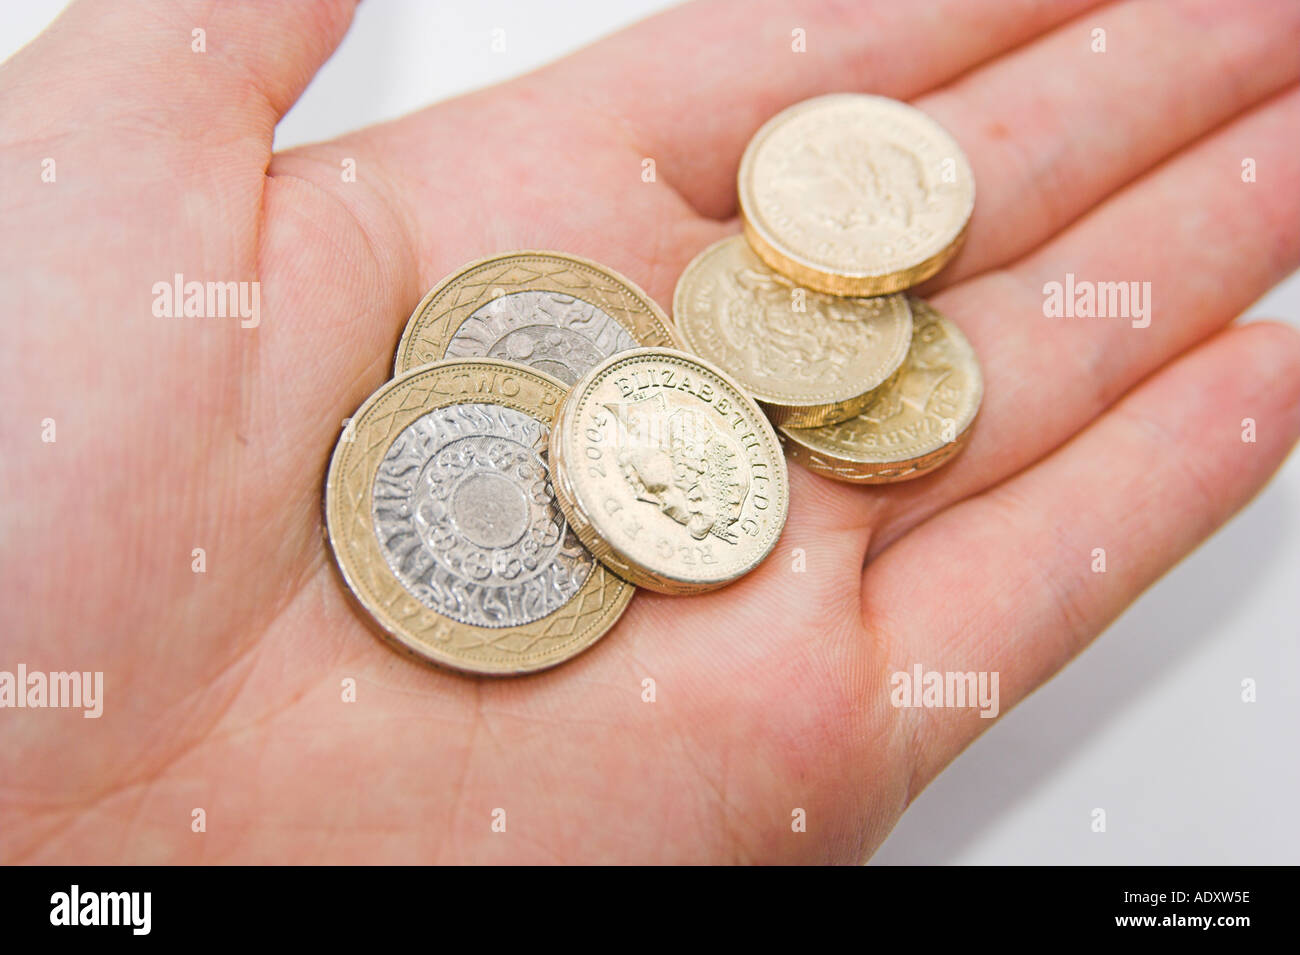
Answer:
top-left (675, 93), bottom-right (984, 483)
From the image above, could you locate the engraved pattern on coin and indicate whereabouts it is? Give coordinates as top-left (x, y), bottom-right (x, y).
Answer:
top-left (372, 403), bottom-right (593, 628)
top-left (605, 393), bottom-right (748, 545)
top-left (444, 290), bottom-right (639, 385)
top-left (789, 138), bottom-right (928, 234)
top-left (739, 95), bottom-right (975, 293)
top-left (816, 309), bottom-right (974, 453)
top-left (325, 359), bottom-right (633, 675)
top-left (779, 299), bottom-right (982, 482)
top-left (674, 237), bottom-right (911, 404)
top-left (394, 251), bottom-right (678, 378)
top-left (551, 348), bottom-right (789, 593)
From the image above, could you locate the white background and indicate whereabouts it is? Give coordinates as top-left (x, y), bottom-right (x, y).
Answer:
top-left (6, 0), bottom-right (1297, 864)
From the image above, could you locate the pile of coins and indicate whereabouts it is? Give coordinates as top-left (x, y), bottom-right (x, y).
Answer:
top-left (325, 93), bottom-right (982, 675)
top-left (677, 93), bottom-right (982, 482)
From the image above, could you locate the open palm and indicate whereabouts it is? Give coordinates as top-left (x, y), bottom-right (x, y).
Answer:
top-left (3, 0), bottom-right (1298, 864)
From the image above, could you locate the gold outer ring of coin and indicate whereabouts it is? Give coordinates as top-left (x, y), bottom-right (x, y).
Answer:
top-left (393, 249), bottom-right (681, 376)
top-left (549, 347), bottom-right (790, 595)
top-left (324, 358), bottom-right (634, 675)
top-left (673, 235), bottom-right (913, 428)
top-left (738, 93), bottom-right (976, 296)
top-left (778, 298), bottom-right (983, 483)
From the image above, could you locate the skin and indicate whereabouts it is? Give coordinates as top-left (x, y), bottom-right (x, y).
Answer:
top-left (1, 0), bottom-right (1298, 864)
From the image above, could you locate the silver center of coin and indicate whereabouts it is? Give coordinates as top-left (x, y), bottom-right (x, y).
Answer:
top-left (443, 290), bottom-right (639, 385)
top-left (371, 403), bottom-right (594, 628)
top-left (452, 471), bottom-right (530, 549)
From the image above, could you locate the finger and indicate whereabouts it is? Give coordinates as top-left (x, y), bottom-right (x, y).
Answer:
top-left (1, 0), bottom-right (356, 151)
top-left (863, 85), bottom-right (1300, 558)
top-left (916, 0), bottom-right (1300, 287)
top-left (349, 0), bottom-right (1100, 222)
top-left (866, 321), bottom-right (1300, 792)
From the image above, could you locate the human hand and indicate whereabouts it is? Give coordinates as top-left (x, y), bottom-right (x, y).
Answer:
top-left (2, 0), bottom-right (1297, 863)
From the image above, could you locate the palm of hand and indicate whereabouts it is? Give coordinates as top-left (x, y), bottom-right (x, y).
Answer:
top-left (3, 0), bottom-right (1298, 863)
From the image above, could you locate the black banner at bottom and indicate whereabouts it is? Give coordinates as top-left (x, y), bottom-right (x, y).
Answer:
top-left (0, 865), bottom-right (1284, 941)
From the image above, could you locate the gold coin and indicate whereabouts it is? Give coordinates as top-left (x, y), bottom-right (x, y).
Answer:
top-left (778, 298), bottom-right (982, 483)
top-left (739, 94), bottom-right (975, 296)
top-left (673, 235), bottom-right (913, 428)
top-left (549, 348), bottom-right (789, 594)
top-left (325, 358), bottom-right (634, 675)
top-left (394, 250), bottom-right (680, 384)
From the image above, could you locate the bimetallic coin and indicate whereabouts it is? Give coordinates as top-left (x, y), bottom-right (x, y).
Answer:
top-left (778, 298), bottom-right (982, 483)
top-left (550, 348), bottom-right (789, 594)
top-left (325, 359), bottom-right (633, 675)
top-left (673, 236), bottom-right (913, 428)
top-left (394, 250), bottom-right (680, 384)
top-left (739, 94), bottom-right (975, 296)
